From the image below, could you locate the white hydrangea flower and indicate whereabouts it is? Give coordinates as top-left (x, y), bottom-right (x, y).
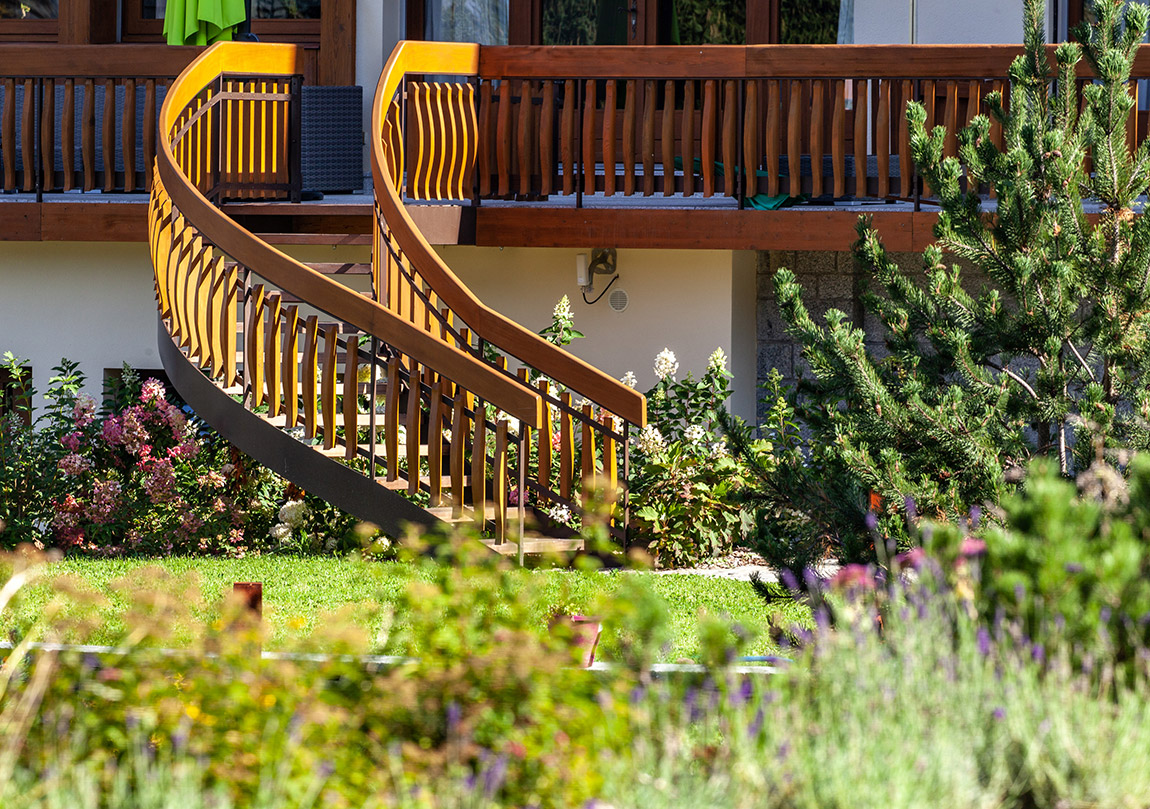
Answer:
top-left (620, 370), bottom-right (638, 388)
top-left (710, 438), bottom-right (729, 459)
top-left (708, 346), bottom-right (728, 373)
top-left (278, 499), bottom-right (309, 528)
top-left (553, 295), bottom-right (574, 323)
top-left (612, 416), bottom-right (624, 433)
top-left (397, 425), bottom-right (407, 444)
top-left (269, 523), bottom-right (292, 542)
top-left (684, 424), bottom-right (706, 444)
top-left (550, 504), bottom-right (573, 524)
top-left (653, 348), bottom-right (679, 380)
top-left (636, 424), bottom-right (666, 455)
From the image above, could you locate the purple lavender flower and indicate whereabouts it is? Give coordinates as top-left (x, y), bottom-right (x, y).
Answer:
top-left (1031, 643), bottom-right (1045, 664)
top-left (446, 701), bottom-right (461, 732)
top-left (318, 761), bottom-right (335, 778)
top-left (992, 707), bottom-right (1006, 721)
top-left (977, 627), bottom-right (992, 657)
top-left (904, 496), bottom-right (917, 521)
top-left (739, 677), bottom-right (754, 704)
top-left (969, 505), bottom-right (981, 528)
top-left (629, 686), bottom-right (646, 705)
top-left (483, 754), bottom-right (508, 800)
top-left (865, 511), bottom-right (879, 531)
top-left (781, 569), bottom-right (800, 593)
top-left (684, 687), bottom-right (701, 722)
top-left (1101, 606), bottom-right (1112, 624)
top-left (748, 708), bottom-right (764, 739)
top-left (776, 741), bottom-right (791, 761)
top-left (1064, 562), bottom-right (1084, 574)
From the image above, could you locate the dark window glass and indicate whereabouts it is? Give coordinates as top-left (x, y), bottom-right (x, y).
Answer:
top-left (0, 366), bottom-right (32, 429)
top-left (779, 0), bottom-right (840, 44)
top-left (0, 0), bottom-right (58, 19)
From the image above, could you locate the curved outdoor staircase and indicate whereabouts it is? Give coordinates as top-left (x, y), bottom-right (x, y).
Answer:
top-left (149, 42), bottom-right (645, 560)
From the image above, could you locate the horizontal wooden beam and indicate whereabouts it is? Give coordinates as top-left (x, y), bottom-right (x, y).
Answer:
top-left (0, 45), bottom-right (203, 78)
top-left (473, 206), bottom-right (936, 252)
top-left (478, 44), bottom-right (1150, 81)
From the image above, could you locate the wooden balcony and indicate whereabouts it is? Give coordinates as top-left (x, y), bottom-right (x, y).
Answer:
top-left (6, 42), bottom-right (1148, 251)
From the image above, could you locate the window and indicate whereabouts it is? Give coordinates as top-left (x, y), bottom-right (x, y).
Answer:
top-left (0, 0), bottom-right (58, 40)
top-left (0, 365), bottom-right (32, 428)
top-left (123, 0), bottom-right (321, 43)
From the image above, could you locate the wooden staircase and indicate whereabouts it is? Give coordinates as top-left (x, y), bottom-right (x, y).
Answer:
top-left (148, 43), bottom-right (645, 561)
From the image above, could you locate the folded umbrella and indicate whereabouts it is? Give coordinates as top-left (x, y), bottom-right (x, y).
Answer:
top-left (164, 0), bottom-right (248, 46)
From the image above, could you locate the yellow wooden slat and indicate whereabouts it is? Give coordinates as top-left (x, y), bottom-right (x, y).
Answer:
top-left (450, 389), bottom-right (470, 518)
top-left (385, 357), bottom-right (400, 481)
top-left (320, 325), bottom-right (338, 450)
top-left (428, 379), bottom-right (445, 506)
top-left (493, 419), bottom-right (509, 544)
top-left (264, 291), bottom-right (282, 419)
top-left (302, 314), bottom-right (319, 439)
top-left (282, 304), bottom-right (299, 428)
top-left (246, 284), bottom-right (266, 409)
top-left (559, 391), bottom-right (575, 500)
top-left (406, 363), bottom-right (422, 495)
top-left (343, 334), bottom-right (359, 460)
top-left (471, 397), bottom-right (488, 528)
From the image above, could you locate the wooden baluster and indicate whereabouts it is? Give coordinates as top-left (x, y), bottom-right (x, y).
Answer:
top-left (406, 364), bottom-right (422, 495)
top-left (600, 412), bottom-right (618, 489)
top-left (559, 392), bottom-right (575, 499)
top-left (385, 358), bottom-right (400, 480)
top-left (744, 80), bottom-right (760, 199)
top-left (832, 79), bottom-right (846, 199)
top-left (516, 367), bottom-right (533, 496)
top-left (766, 80), bottom-right (779, 197)
top-left (204, 257), bottom-right (225, 375)
top-left (604, 79), bottom-right (617, 196)
top-left (343, 334), bottom-right (359, 460)
top-left (122, 80), bottom-right (136, 193)
top-left (302, 315), bottom-right (319, 439)
top-left (40, 79), bottom-right (54, 192)
top-left (264, 292), bottom-right (282, 419)
top-left (537, 379), bottom-right (553, 489)
top-left (518, 80), bottom-right (534, 196)
top-left (497, 79), bottom-right (512, 197)
top-left (701, 80), bottom-right (717, 197)
top-left (81, 79), bottom-right (95, 191)
top-left (21, 79), bottom-right (33, 192)
top-left (282, 304), bottom-right (299, 428)
top-left (428, 379), bottom-right (445, 506)
top-left (144, 79), bottom-right (156, 192)
top-left (103, 79), bottom-right (115, 192)
top-left (435, 84), bottom-right (453, 200)
top-left (721, 80), bottom-right (736, 197)
top-left (246, 284), bottom-right (266, 409)
top-left (450, 390), bottom-right (468, 518)
top-left (540, 80), bottom-right (555, 196)
top-left (921, 80), bottom-right (935, 197)
top-left (2, 78), bottom-right (14, 191)
top-left (471, 396), bottom-right (487, 526)
top-left (663, 80), bottom-right (676, 195)
top-left (460, 83), bottom-right (478, 200)
top-left (944, 80), bottom-right (959, 159)
top-left (854, 79), bottom-right (868, 198)
top-left (900, 80), bottom-right (913, 198)
top-left (320, 325), bottom-right (338, 450)
top-left (561, 79), bottom-right (575, 196)
top-left (787, 80), bottom-right (802, 198)
top-left (580, 403), bottom-right (595, 507)
top-left (407, 83), bottom-right (426, 200)
top-left (877, 79), bottom-right (891, 199)
top-left (964, 80), bottom-right (982, 191)
top-left (223, 264), bottom-right (239, 386)
top-left (493, 419), bottom-right (509, 544)
top-left (622, 79), bottom-right (636, 195)
top-left (583, 80), bottom-right (596, 196)
top-left (62, 79), bottom-right (75, 192)
top-left (809, 80), bottom-right (824, 199)
top-left (478, 81), bottom-right (493, 197)
top-left (643, 80), bottom-right (657, 196)
top-left (682, 80), bottom-right (695, 196)
top-left (172, 232), bottom-right (197, 346)
top-left (186, 249), bottom-right (206, 360)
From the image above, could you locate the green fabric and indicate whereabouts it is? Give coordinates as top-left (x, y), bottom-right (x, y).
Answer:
top-left (672, 157), bottom-right (807, 210)
top-left (164, 0), bottom-right (247, 46)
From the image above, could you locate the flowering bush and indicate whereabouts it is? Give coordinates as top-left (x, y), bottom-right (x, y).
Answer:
top-left (628, 347), bottom-right (764, 566)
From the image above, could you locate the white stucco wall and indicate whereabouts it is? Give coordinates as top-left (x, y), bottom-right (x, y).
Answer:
top-left (434, 245), bottom-right (758, 420)
top-left (0, 242), bottom-right (162, 411)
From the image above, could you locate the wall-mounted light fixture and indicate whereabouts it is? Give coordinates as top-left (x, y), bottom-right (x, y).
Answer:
top-left (577, 248), bottom-right (623, 307)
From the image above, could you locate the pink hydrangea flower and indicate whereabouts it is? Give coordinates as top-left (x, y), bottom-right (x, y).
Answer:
top-left (142, 457), bottom-right (177, 504)
top-left (87, 479), bottom-right (122, 524)
top-left (72, 395), bottom-right (96, 428)
top-left (61, 431), bottom-right (83, 452)
top-left (102, 417), bottom-right (124, 446)
top-left (140, 378), bottom-right (167, 404)
top-left (58, 453), bottom-right (92, 476)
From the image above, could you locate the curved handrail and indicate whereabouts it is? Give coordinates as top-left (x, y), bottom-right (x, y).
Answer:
top-left (370, 41), bottom-right (646, 428)
top-left (157, 42), bottom-right (542, 429)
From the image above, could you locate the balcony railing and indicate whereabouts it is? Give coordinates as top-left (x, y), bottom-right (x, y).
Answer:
top-left (388, 44), bottom-right (1150, 210)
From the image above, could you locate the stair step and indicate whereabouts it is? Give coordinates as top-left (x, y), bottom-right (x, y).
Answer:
top-left (305, 262), bottom-right (372, 275)
top-left (426, 504), bottom-right (496, 522)
top-left (257, 233), bottom-right (372, 246)
top-left (484, 537), bottom-right (586, 556)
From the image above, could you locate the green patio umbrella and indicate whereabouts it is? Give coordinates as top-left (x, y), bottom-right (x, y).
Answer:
top-left (164, 0), bottom-right (248, 46)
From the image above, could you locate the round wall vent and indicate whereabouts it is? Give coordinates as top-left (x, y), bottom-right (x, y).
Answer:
top-left (608, 287), bottom-right (629, 312)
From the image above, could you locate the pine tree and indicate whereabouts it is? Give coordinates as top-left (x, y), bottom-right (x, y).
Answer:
top-left (772, 0), bottom-right (1150, 526)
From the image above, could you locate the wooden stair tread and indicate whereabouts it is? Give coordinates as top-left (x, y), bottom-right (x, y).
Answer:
top-left (484, 537), bottom-right (586, 556)
top-left (304, 262), bottom-right (372, 275)
top-left (256, 233), bottom-right (372, 246)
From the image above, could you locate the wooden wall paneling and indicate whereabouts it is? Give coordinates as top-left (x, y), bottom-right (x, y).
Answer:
top-left (319, 0), bottom-right (356, 85)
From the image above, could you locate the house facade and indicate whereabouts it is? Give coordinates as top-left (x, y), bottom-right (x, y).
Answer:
top-left (0, 0), bottom-right (1099, 423)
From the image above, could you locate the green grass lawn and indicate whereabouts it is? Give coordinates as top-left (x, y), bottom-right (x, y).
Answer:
top-left (7, 556), bottom-right (810, 661)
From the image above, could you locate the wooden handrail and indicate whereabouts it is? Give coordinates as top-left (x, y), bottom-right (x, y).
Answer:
top-left (479, 43), bottom-right (1150, 80)
top-left (371, 41), bottom-right (647, 427)
top-left (157, 42), bottom-right (542, 428)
